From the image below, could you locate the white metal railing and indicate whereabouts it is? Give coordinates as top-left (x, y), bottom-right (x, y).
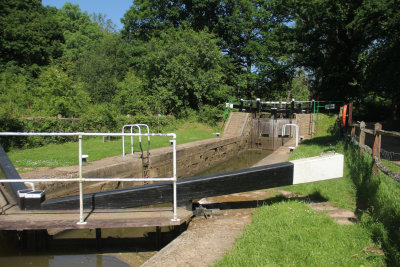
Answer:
top-left (282, 124), bottom-right (299, 147)
top-left (240, 98), bottom-right (313, 105)
top-left (0, 132), bottom-right (179, 225)
top-left (122, 124), bottom-right (150, 157)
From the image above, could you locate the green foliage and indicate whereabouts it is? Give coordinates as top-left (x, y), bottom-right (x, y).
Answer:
top-left (0, 0), bottom-right (64, 66)
top-left (114, 71), bottom-right (153, 115)
top-left (0, 65), bottom-right (33, 117)
top-left (0, 117), bottom-right (25, 151)
top-left (217, 201), bottom-right (384, 266)
top-left (197, 105), bottom-right (225, 125)
top-left (80, 104), bottom-right (119, 132)
top-left (57, 3), bottom-right (105, 61)
top-left (133, 27), bottom-right (231, 115)
top-left (32, 65), bottom-right (90, 117)
top-left (290, 69), bottom-right (311, 101)
top-left (121, 0), bottom-right (290, 97)
top-left (75, 33), bottom-right (127, 103)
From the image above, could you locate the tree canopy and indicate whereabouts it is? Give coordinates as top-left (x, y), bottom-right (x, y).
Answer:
top-left (0, 0), bottom-right (398, 121)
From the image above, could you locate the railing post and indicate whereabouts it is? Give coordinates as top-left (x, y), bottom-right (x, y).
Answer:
top-left (373, 123), bottom-right (382, 175)
top-left (122, 126), bottom-right (125, 157)
top-left (77, 134), bottom-right (87, 225)
top-left (171, 135), bottom-right (180, 222)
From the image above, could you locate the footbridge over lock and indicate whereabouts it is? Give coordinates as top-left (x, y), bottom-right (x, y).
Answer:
top-left (0, 130), bottom-right (343, 232)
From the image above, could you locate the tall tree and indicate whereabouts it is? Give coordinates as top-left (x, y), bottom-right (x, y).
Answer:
top-left (352, 0), bottom-right (400, 119)
top-left (281, 0), bottom-right (366, 101)
top-left (118, 28), bottom-right (231, 115)
top-left (75, 33), bottom-right (127, 103)
top-left (121, 0), bottom-right (281, 97)
top-left (57, 3), bottom-right (105, 61)
top-left (0, 0), bottom-right (64, 66)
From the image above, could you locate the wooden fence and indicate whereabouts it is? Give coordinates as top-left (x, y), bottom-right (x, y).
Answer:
top-left (341, 103), bottom-right (400, 182)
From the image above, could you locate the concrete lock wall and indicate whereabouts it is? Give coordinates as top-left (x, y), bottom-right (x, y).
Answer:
top-left (295, 113), bottom-right (314, 139)
top-left (83, 136), bottom-right (250, 182)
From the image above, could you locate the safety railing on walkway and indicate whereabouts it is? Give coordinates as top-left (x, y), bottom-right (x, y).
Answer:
top-left (282, 124), bottom-right (299, 147)
top-left (122, 124), bottom-right (150, 157)
top-left (0, 132), bottom-right (179, 224)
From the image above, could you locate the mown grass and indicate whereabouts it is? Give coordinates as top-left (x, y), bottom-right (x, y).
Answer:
top-left (7, 122), bottom-right (217, 167)
top-left (281, 114), bottom-right (357, 210)
top-left (280, 114), bottom-right (400, 265)
top-left (217, 113), bottom-right (391, 266)
top-left (217, 201), bottom-right (385, 267)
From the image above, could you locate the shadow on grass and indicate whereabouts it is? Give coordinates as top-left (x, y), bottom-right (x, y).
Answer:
top-left (344, 142), bottom-right (400, 266)
top-left (299, 135), bottom-right (340, 147)
top-left (197, 191), bottom-right (328, 211)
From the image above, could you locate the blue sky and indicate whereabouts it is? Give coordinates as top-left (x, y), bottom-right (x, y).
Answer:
top-left (42, 0), bottom-right (133, 30)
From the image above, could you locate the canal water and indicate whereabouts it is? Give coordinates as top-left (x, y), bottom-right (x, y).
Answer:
top-left (0, 149), bottom-right (272, 267)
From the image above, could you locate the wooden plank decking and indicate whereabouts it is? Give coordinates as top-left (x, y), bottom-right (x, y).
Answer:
top-left (0, 205), bottom-right (192, 231)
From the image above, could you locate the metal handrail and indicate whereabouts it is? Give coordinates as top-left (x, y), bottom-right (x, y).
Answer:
top-left (282, 124), bottom-right (299, 147)
top-left (122, 124), bottom-right (151, 157)
top-left (0, 132), bottom-right (179, 225)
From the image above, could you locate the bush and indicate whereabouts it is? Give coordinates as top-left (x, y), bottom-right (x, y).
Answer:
top-left (197, 104), bottom-right (224, 126)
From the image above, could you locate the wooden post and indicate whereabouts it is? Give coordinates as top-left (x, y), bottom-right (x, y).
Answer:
top-left (373, 123), bottom-right (382, 175)
top-left (156, 226), bottom-right (161, 249)
top-left (96, 228), bottom-right (102, 250)
top-left (351, 124), bottom-right (355, 139)
top-left (359, 121), bottom-right (366, 153)
top-left (348, 102), bottom-right (353, 125)
top-left (339, 106), bottom-right (343, 137)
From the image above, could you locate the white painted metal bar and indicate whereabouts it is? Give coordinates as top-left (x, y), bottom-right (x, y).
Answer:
top-left (122, 124), bottom-right (151, 156)
top-left (134, 124), bottom-right (151, 157)
top-left (171, 137), bottom-right (179, 221)
top-left (240, 99), bottom-right (312, 105)
top-left (77, 134), bottom-right (86, 225)
top-left (282, 124), bottom-right (299, 147)
top-left (130, 126), bottom-right (137, 155)
top-left (0, 131), bottom-right (178, 224)
top-left (0, 178), bottom-right (175, 183)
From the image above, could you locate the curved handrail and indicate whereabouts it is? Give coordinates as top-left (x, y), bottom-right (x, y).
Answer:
top-left (282, 124), bottom-right (299, 147)
top-left (122, 124), bottom-right (151, 157)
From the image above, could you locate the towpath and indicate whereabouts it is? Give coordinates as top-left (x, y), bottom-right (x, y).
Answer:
top-left (141, 138), bottom-right (356, 267)
top-left (141, 141), bottom-right (295, 267)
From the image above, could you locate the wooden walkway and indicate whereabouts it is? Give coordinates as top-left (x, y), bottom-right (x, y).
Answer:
top-left (0, 205), bottom-right (192, 231)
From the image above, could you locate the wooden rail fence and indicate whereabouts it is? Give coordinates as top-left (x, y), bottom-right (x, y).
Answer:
top-left (341, 102), bottom-right (400, 182)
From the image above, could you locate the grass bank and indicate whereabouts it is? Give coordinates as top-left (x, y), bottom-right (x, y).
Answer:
top-left (217, 200), bottom-right (385, 267)
top-left (7, 122), bottom-right (217, 168)
top-left (217, 114), bottom-right (399, 266)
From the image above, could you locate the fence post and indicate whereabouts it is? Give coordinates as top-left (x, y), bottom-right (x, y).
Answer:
top-left (351, 123), bottom-right (356, 139)
top-left (373, 122), bottom-right (382, 175)
top-left (348, 102), bottom-right (353, 125)
top-left (359, 121), bottom-right (366, 152)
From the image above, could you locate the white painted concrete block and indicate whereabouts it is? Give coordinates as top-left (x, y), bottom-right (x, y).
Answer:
top-left (290, 153), bottom-right (344, 185)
